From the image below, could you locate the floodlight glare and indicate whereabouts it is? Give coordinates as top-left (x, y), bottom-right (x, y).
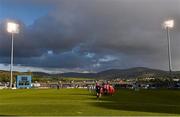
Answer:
top-left (7, 22), bottom-right (19, 33)
top-left (164, 20), bottom-right (174, 28)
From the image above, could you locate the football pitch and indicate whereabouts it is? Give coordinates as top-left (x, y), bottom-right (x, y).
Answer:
top-left (0, 88), bottom-right (180, 116)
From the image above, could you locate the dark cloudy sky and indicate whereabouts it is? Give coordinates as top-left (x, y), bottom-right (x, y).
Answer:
top-left (0, 0), bottom-right (180, 73)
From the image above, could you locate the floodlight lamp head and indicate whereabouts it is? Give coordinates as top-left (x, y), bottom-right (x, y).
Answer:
top-left (163, 20), bottom-right (174, 29)
top-left (7, 22), bottom-right (19, 34)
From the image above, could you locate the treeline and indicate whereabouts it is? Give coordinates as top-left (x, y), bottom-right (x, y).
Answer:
top-left (0, 71), bottom-right (32, 82)
top-left (0, 71), bottom-right (73, 83)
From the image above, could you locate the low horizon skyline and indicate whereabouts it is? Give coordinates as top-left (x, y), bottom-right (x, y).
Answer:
top-left (0, 63), bottom-right (175, 74)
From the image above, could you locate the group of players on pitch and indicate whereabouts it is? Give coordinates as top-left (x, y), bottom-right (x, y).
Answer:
top-left (95, 81), bottom-right (115, 99)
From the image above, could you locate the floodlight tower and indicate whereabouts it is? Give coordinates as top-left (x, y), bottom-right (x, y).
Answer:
top-left (7, 22), bottom-right (19, 88)
top-left (163, 20), bottom-right (174, 73)
top-left (163, 20), bottom-right (174, 83)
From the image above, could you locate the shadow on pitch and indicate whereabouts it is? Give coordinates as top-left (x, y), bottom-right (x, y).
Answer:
top-left (0, 115), bottom-right (16, 117)
top-left (90, 90), bottom-right (180, 115)
top-left (71, 93), bottom-right (92, 96)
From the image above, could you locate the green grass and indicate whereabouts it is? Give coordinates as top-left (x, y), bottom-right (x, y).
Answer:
top-left (0, 88), bottom-right (180, 116)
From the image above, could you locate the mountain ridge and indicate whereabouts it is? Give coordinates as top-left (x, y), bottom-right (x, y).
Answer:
top-left (1, 67), bottom-right (179, 80)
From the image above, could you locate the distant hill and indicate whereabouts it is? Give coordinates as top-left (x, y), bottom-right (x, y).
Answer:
top-left (59, 67), bottom-right (180, 79)
top-left (1, 67), bottom-right (180, 81)
top-left (53, 67), bottom-right (179, 79)
top-left (61, 72), bottom-right (95, 78)
top-left (96, 67), bottom-right (167, 79)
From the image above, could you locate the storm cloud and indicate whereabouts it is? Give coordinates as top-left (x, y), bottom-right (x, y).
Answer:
top-left (0, 0), bottom-right (180, 72)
